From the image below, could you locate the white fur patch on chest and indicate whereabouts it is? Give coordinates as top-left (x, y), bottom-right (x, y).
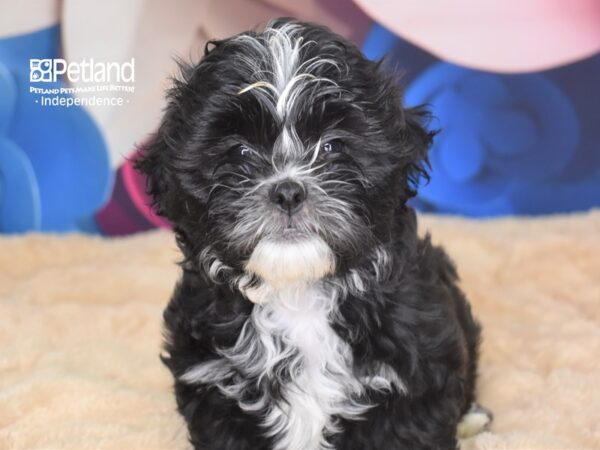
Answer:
top-left (180, 281), bottom-right (406, 450)
top-left (252, 282), bottom-right (369, 450)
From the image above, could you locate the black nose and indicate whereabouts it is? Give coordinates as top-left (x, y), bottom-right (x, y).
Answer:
top-left (269, 180), bottom-right (306, 215)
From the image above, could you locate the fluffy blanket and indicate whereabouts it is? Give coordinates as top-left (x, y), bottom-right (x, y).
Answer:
top-left (1, 212), bottom-right (599, 449)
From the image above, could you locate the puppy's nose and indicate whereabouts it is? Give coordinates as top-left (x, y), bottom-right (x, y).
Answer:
top-left (269, 180), bottom-right (306, 215)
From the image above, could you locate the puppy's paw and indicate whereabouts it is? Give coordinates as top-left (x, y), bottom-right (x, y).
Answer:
top-left (457, 403), bottom-right (493, 439)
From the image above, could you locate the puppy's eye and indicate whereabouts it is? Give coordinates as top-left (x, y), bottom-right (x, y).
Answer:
top-left (228, 143), bottom-right (252, 158)
top-left (321, 140), bottom-right (343, 153)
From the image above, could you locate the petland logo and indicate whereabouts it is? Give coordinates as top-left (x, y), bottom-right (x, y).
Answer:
top-left (30, 58), bottom-right (135, 83)
top-left (29, 58), bottom-right (135, 108)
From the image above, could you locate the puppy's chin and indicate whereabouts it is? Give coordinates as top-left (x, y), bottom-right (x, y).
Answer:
top-left (245, 235), bottom-right (335, 287)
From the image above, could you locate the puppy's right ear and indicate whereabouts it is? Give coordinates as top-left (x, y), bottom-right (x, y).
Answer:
top-left (134, 121), bottom-right (180, 222)
top-left (135, 51), bottom-right (220, 223)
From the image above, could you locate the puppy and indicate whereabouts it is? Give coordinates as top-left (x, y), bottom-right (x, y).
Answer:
top-left (137, 18), bottom-right (488, 450)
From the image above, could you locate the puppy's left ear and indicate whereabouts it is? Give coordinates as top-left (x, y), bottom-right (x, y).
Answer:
top-left (399, 106), bottom-right (436, 198)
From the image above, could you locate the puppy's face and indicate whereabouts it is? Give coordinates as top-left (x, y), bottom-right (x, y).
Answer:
top-left (138, 20), bottom-right (432, 285)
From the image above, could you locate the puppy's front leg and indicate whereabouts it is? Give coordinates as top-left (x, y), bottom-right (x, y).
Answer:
top-left (333, 389), bottom-right (462, 450)
top-left (173, 380), bottom-right (271, 450)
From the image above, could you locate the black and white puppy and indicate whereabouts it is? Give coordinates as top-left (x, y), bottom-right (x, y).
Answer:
top-left (137, 18), bottom-right (488, 450)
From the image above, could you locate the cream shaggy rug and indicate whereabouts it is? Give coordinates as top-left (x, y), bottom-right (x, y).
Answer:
top-left (1, 212), bottom-right (599, 450)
